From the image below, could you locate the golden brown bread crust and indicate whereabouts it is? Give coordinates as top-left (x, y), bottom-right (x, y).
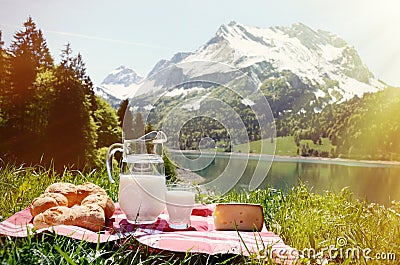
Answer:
top-left (32, 213), bottom-right (46, 229)
top-left (71, 204), bottom-right (105, 231)
top-left (31, 182), bottom-right (114, 231)
top-left (76, 182), bottom-right (107, 202)
top-left (41, 206), bottom-right (76, 225)
top-left (81, 193), bottom-right (115, 219)
top-left (30, 193), bottom-right (68, 217)
top-left (33, 206), bottom-right (76, 228)
top-left (44, 182), bottom-right (79, 207)
top-left (33, 204), bottom-right (105, 232)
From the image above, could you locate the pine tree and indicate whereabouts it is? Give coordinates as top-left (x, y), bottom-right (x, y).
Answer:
top-left (0, 31), bottom-right (7, 133)
top-left (122, 106), bottom-right (135, 140)
top-left (45, 44), bottom-right (97, 171)
top-left (118, 99), bottom-right (147, 140)
top-left (10, 17), bottom-right (53, 68)
top-left (145, 122), bottom-right (154, 134)
top-left (133, 112), bottom-right (145, 139)
top-left (93, 96), bottom-right (121, 148)
top-left (0, 30), bottom-right (6, 89)
top-left (0, 30), bottom-right (6, 116)
top-left (117, 99), bottom-right (129, 127)
top-left (72, 52), bottom-right (97, 112)
top-left (0, 17), bottom-right (54, 163)
top-left (9, 17), bottom-right (53, 107)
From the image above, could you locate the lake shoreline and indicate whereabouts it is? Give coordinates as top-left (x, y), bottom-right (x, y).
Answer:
top-left (252, 153), bottom-right (400, 166)
top-left (170, 149), bottom-right (400, 205)
top-left (168, 149), bottom-right (400, 167)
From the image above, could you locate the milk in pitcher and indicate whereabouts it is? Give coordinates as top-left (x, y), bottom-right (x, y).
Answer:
top-left (119, 174), bottom-right (166, 223)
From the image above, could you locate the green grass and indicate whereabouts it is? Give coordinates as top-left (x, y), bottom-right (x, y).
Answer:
top-left (0, 164), bottom-right (399, 264)
top-left (300, 137), bottom-right (335, 154)
top-left (233, 136), bottom-right (335, 157)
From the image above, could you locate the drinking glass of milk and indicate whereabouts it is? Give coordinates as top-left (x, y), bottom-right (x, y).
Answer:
top-left (165, 184), bottom-right (196, 229)
top-left (106, 131), bottom-right (168, 224)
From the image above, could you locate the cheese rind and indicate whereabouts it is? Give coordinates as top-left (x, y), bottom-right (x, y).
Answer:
top-left (213, 203), bottom-right (264, 231)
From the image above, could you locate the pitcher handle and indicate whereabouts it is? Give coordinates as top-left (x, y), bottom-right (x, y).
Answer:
top-left (106, 143), bottom-right (123, 183)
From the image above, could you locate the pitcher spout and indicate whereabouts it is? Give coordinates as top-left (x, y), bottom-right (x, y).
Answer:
top-left (138, 131), bottom-right (167, 143)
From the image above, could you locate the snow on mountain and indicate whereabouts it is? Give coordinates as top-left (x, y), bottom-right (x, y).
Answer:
top-left (98, 22), bottom-right (385, 109)
top-left (95, 66), bottom-right (143, 106)
top-left (163, 86), bottom-right (206, 97)
top-left (152, 21), bottom-right (382, 101)
top-left (102, 65), bottom-right (143, 86)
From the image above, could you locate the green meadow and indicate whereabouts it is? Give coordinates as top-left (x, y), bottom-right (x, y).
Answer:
top-left (0, 164), bottom-right (398, 264)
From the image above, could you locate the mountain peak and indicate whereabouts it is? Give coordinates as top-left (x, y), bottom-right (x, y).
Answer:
top-left (183, 21), bottom-right (380, 99)
top-left (101, 65), bottom-right (143, 87)
top-left (147, 52), bottom-right (194, 78)
top-left (291, 22), bottom-right (311, 30)
top-left (228, 20), bottom-right (238, 27)
top-left (97, 21), bottom-right (383, 107)
top-left (215, 21), bottom-right (243, 38)
top-left (116, 65), bottom-right (126, 69)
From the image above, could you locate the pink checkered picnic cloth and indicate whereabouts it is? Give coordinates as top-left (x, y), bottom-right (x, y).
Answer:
top-left (0, 203), bottom-right (298, 263)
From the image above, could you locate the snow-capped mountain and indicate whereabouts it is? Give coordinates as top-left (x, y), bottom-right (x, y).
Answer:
top-left (102, 65), bottom-right (143, 86)
top-left (94, 66), bottom-right (143, 107)
top-left (145, 21), bottom-right (382, 102)
top-left (97, 22), bottom-right (385, 111)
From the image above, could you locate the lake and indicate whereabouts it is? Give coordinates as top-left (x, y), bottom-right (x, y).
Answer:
top-left (170, 152), bottom-right (400, 206)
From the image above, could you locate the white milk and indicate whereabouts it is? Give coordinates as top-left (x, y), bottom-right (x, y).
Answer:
top-left (166, 190), bottom-right (195, 228)
top-left (119, 174), bottom-right (166, 223)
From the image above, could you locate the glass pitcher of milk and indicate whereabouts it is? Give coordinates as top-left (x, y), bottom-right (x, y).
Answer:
top-left (106, 131), bottom-right (167, 224)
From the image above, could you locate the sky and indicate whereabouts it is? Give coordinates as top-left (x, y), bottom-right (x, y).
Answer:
top-left (0, 0), bottom-right (399, 86)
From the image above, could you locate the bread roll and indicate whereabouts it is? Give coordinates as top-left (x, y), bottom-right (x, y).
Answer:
top-left (33, 206), bottom-right (76, 229)
top-left (32, 213), bottom-right (47, 229)
top-left (33, 204), bottom-right (105, 232)
top-left (76, 182), bottom-right (107, 202)
top-left (44, 182), bottom-right (79, 207)
top-left (32, 182), bottom-right (114, 232)
top-left (30, 193), bottom-right (68, 217)
top-left (71, 203), bottom-right (105, 231)
top-left (81, 193), bottom-right (115, 219)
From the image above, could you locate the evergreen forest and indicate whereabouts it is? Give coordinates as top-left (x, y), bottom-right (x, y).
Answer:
top-left (0, 17), bottom-right (121, 171)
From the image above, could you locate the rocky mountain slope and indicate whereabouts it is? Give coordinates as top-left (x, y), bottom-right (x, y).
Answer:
top-left (96, 21), bottom-right (385, 118)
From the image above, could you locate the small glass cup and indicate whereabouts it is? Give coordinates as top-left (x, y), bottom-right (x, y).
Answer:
top-left (165, 184), bottom-right (196, 229)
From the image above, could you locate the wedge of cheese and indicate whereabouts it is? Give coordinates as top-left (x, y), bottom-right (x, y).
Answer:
top-left (213, 203), bottom-right (264, 231)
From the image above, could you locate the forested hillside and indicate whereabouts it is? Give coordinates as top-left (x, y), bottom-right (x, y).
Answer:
top-left (145, 74), bottom-right (399, 161)
top-left (258, 84), bottom-right (400, 161)
top-left (0, 18), bottom-right (121, 171)
top-left (323, 87), bottom-right (400, 160)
